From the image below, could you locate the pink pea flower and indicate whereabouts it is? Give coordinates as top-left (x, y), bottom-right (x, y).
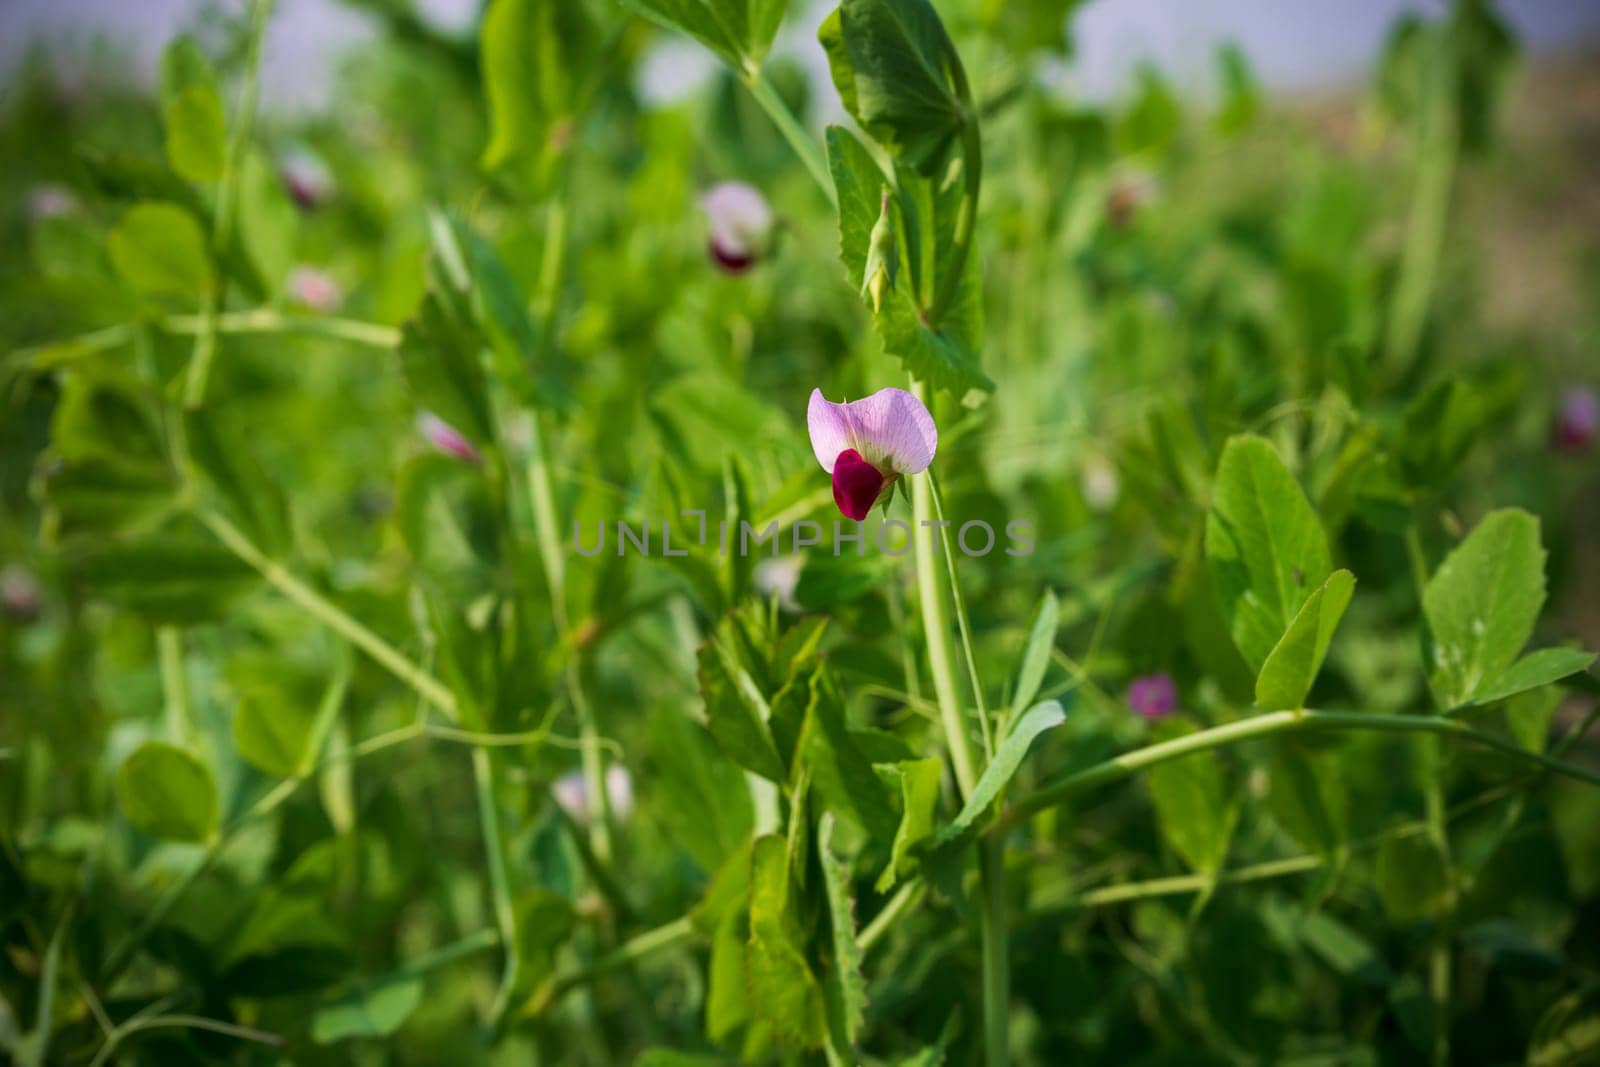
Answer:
top-left (552, 765), bottom-right (634, 824)
top-left (808, 387), bottom-right (937, 521)
top-left (27, 184), bottom-right (77, 221)
top-left (279, 147), bottom-right (332, 210)
top-left (1127, 674), bottom-right (1177, 719)
top-left (287, 266), bottom-right (342, 312)
top-left (1554, 387), bottom-right (1597, 454)
top-left (416, 413), bottom-right (481, 465)
top-left (700, 181), bottom-right (774, 274)
top-left (2, 566), bottom-right (42, 624)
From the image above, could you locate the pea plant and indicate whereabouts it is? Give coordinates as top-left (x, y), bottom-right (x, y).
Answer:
top-left (2, 0), bottom-right (1598, 1063)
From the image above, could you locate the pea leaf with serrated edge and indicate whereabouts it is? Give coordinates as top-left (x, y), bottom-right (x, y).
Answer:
top-left (875, 757), bottom-right (942, 892)
top-left (825, 125), bottom-right (888, 287)
top-left (1421, 508), bottom-right (1546, 710)
top-left (818, 814), bottom-right (867, 1048)
top-left (798, 667), bottom-right (899, 843)
top-left (108, 202), bottom-right (213, 301)
top-left (698, 638), bottom-right (786, 782)
top-left (1205, 434), bottom-right (1332, 672)
top-left (747, 835), bottom-right (825, 1048)
top-left (76, 531), bottom-right (259, 624)
top-left (819, 0), bottom-right (967, 175)
top-left (1255, 569), bottom-right (1355, 710)
top-left (1010, 592), bottom-right (1060, 718)
top-left (1145, 720), bottom-right (1233, 873)
top-left (622, 0), bottom-right (784, 69)
top-left (116, 742), bottom-right (218, 844)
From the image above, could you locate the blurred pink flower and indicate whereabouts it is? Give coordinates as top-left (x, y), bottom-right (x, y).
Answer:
top-left (700, 181), bottom-right (773, 273)
top-left (2, 566), bottom-right (42, 624)
top-left (27, 184), bottom-right (77, 221)
top-left (808, 388), bottom-right (937, 521)
top-left (1127, 674), bottom-right (1177, 719)
top-left (1554, 387), bottom-right (1597, 454)
top-left (279, 148), bottom-right (333, 210)
top-left (287, 266), bottom-right (342, 312)
top-left (416, 413), bottom-right (481, 465)
top-left (552, 765), bottom-right (633, 824)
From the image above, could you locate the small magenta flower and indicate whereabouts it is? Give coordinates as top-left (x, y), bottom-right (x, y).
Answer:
top-left (700, 181), bottom-right (774, 273)
top-left (416, 413), bottom-right (481, 465)
top-left (808, 387), bottom-right (937, 521)
top-left (1127, 673), bottom-right (1177, 719)
top-left (279, 147), bottom-right (332, 210)
top-left (1554, 387), bottom-right (1597, 454)
top-left (287, 266), bottom-right (342, 312)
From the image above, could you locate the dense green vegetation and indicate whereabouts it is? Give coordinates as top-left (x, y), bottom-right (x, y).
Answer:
top-left (3, 0), bottom-right (1599, 1063)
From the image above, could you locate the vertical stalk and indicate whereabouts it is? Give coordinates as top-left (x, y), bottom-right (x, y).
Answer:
top-left (909, 392), bottom-right (978, 799)
top-left (184, 0), bottom-right (273, 409)
top-left (156, 627), bottom-right (193, 744)
top-left (979, 838), bottom-right (1009, 1067)
top-left (1383, 32), bottom-right (1457, 377)
top-left (474, 747), bottom-right (522, 1026)
top-left (928, 469), bottom-right (994, 759)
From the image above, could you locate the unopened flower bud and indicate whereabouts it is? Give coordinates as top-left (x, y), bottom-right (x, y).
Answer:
top-left (862, 190), bottom-right (895, 313)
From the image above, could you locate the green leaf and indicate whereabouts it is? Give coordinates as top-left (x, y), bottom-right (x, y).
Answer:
top-left (1010, 591), bottom-right (1059, 718)
top-left (875, 757), bottom-right (942, 892)
top-left (1373, 834), bottom-right (1450, 922)
top-left (116, 742), bottom-right (218, 844)
top-left (164, 84), bottom-right (226, 182)
top-left (798, 670), bottom-right (899, 844)
top-left (233, 692), bottom-right (317, 779)
top-left (479, 0), bottom-right (599, 169)
top-left (1465, 647), bottom-right (1595, 708)
top-left (312, 974), bottom-right (424, 1044)
top-left (819, 0), bottom-right (967, 175)
top-left (943, 701), bottom-right (1065, 841)
top-left (397, 292), bottom-right (494, 447)
top-left (649, 707), bottom-right (755, 872)
top-left (817, 814), bottom-right (866, 1049)
top-left (1254, 569), bottom-right (1355, 710)
top-left (159, 35), bottom-right (219, 104)
top-left (184, 408), bottom-right (291, 556)
top-left (1503, 685), bottom-right (1562, 754)
top-left (1267, 743), bottom-right (1347, 859)
top-left (747, 835), bottom-right (824, 1047)
top-left (233, 151), bottom-right (297, 299)
top-left (77, 531), bottom-right (259, 624)
top-left (107, 202), bottom-right (213, 300)
top-left (1299, 911), bottom-right (1390, 988)
top-left (1528, 988), bottom-right (1600, 1067)
top-left (1213, 42), bottom-right (1260, 135)
top-left (623, 0), bottom-right (784, 68)
top-left (513, 889), bottom-right (577, 995)
top-left (825, 125), bottom-right (890, 287)
top-left (1205, 434), bottom-right (1333, 671)
top-left (698, 640), bottom-right (786, 783)
top-left (1421, 508), bottom-right (1546, 709)
top-left (1146, 720), bottom-right (1233, 873)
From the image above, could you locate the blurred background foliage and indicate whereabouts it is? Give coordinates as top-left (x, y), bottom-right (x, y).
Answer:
top-left (1, 0), bottom-right (1598, 1063)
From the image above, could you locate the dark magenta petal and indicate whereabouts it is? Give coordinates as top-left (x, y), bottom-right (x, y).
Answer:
top-left (831, 449), bottom-right (885, 521)
top-left (709, 239), bottom-right (755, 274)
top-left (1127, 673), bottom-right (1177, 719)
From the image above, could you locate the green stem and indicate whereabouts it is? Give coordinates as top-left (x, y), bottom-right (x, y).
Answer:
top-left (183, 0), bottom-right (273, 409)
top-left (196, 507), bottom-right (457, 715)
top-left (474, 748), bottom-right (522, 1027)
top-left (166, 308), bottom-right (401, 349)
top-left (742, 66), bottom-right (835, 205)
top-left (88, 1014), bottom-right (282, 1067)
top-left (1383, 32), bottom-right (1457, 377)
top-left (156, 627), bottom-right (193, 744)
top-left (1075, 854), bottom-right (1326, 908)
top-left (995, 709), bottom-right (1600, 835)
top-left (909, 416), bottom-right (978, 799)
top-left (978, 838), bottom-right (1009, 1067)
top-left (859, 881), bottom-right (924, 954)
top-left (929, 468), bottom-right (994, 759)
top-left (531, 916), bottom-right (695, 1014)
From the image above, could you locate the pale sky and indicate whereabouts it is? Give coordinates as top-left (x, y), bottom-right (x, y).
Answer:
top-left (2, 0), bottom-right (1597, 113)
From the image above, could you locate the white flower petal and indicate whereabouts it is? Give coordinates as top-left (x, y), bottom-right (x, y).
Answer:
top-left (807, 388), bottom-right (855, 473)
top-left (700, 181), bottom-right (772, 256)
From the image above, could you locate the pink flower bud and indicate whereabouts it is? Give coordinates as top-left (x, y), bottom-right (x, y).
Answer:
top-left (416, 413), bottom-right (481, 465)
top-left (1554, 388), bottom-right (1597, 454)
top-left (700, 181), bottom-right (774, 274)
top-left (2, 567), bottom-right (42, 624)
top-left (1127, 673), bottom-right (1177, 719)
top-left (287, 266), bottom-right (342, 312)
top-left (279, 148), bottom-right (333, 211)
top-left (27, 184), bottom-right (77, 221)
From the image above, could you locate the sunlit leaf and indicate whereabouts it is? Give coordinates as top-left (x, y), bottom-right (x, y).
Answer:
top-left (116, 742), bottom-right (218, 844)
